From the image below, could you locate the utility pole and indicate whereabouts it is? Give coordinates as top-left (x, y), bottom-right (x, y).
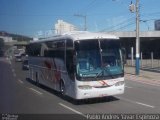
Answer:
top-left (74, 14), bottom-right (87, 31)
top-left (135, 0), bottom-right (140, 75)
top-left (129, 0), bottom-right (140, 75)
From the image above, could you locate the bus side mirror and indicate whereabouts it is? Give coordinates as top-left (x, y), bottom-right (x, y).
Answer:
top-left (121, 48), bottom-right (126, 64)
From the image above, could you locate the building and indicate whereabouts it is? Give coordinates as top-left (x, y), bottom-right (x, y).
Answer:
top-left (54, 20), bottom-right (78, 35)
top-left (0, 31), bottom-right (32, 51)
top-left (0, 36), bottom-right (15, 43)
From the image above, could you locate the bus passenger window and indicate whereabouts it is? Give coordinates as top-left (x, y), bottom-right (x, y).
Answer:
top-left (66, 50), bottom-right (74, 80)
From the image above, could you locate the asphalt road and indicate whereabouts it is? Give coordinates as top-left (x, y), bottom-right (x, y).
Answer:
top-left (0, 57), bottom-right (160, 119)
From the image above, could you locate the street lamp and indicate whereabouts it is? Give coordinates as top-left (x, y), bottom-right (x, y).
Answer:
top-left (74, 14), bottom-right (87, 31)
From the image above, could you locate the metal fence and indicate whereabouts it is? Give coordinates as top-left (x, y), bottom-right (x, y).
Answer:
top-left (126, 52), bottom-right (160, 72)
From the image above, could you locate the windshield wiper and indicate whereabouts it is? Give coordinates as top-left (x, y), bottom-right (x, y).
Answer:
top-left (95, 67), bottom-right (114, 79)
top-left (95, 69), bottom-right (103, 78)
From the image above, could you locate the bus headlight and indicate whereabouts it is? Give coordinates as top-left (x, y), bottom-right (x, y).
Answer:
top-left (78, 85), bottom-right (92, 89)
top-left (115, 81), bottom-right (125, 86)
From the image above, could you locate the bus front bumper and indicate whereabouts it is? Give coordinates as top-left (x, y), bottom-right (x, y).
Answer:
top-left (75, 84), bottom-right (125, 100)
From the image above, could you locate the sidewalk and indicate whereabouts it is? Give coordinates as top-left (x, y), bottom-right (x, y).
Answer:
top-left (124, 66), bottom-right (160, 86)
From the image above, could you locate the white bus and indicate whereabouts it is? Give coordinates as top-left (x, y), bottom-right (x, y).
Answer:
top-left (26, 32), bottom-right (125, 100)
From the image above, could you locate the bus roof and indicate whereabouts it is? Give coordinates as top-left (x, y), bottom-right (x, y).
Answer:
top-left (30, 31), bottom-right (119, 43)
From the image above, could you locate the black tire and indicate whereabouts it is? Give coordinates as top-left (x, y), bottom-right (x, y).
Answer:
top-left (35, 72), bottom-right (39, 86)
top-left (73, 99), bottom-right (82, 105)
top-left (60, 80), bottom-right (66, 96)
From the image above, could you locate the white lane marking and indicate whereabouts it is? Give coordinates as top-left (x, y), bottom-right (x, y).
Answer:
top-left (59, 103), bottom-right (86, 117)
top-left (29, 88), bottom-right (43, 95)
top-left (116, 96), bottom-right (155, 108)
top-left (13, 73), bottom-right (16, 77)
top-left (6, 58), bottom-right (11, 64)
top-left (12, 69), bottom-right (15, 72)
top-left (125, 86), bottom-right (133, 88)
top-left (18, 79), bottom-right (24, 84)
top-left (135, 102), bottom-right (155, 108)
top-left (12, 68), bottom-right (16, 77)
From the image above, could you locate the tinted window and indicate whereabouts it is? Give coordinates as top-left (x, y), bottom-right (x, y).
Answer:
top-left (44, 40), bottom-right (65, 61)
top-left (66, 39), bottom-right (73, 49)
top-left (26, 43), bottom-right (41, 56)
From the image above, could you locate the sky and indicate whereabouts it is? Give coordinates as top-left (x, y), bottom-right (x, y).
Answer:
top-left (0, 0), bottom-right (160, 37)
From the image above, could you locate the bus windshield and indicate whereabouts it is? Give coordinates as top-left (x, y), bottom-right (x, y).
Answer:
top-left (75, 39), bottom-right (123, 80)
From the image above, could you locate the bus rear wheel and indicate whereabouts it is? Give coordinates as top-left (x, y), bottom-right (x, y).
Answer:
top-left (35, 72), bottom-right (39, 86)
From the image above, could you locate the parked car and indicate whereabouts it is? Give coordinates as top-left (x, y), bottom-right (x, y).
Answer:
top-left (15, 55), bottom-right (22, 62)
top-left (22, 59), bottom-right (29, 70)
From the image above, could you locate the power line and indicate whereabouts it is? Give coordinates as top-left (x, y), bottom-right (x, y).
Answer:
top-left (102, 18), bottom-right (157, 33)
top-left (108, 21), bottom-right (135, 32)
top-left (141, 12), bottom-right (160, 17)
top-left (78, 0), bottom-right (111, 14)
top-left (99, 13), bottom-right (160, 32)
top-left (100, 16), bottom-right (135, 32)
top-left (0, 13), bottom-right (73, 17)
top-left (140, 18), bottom-right (160, 22)
top-left (83, 0), bottom-right (97, 12)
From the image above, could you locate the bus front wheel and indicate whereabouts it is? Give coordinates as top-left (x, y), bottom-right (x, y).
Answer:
top-left (60, 80), bottom-right (66, 96)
